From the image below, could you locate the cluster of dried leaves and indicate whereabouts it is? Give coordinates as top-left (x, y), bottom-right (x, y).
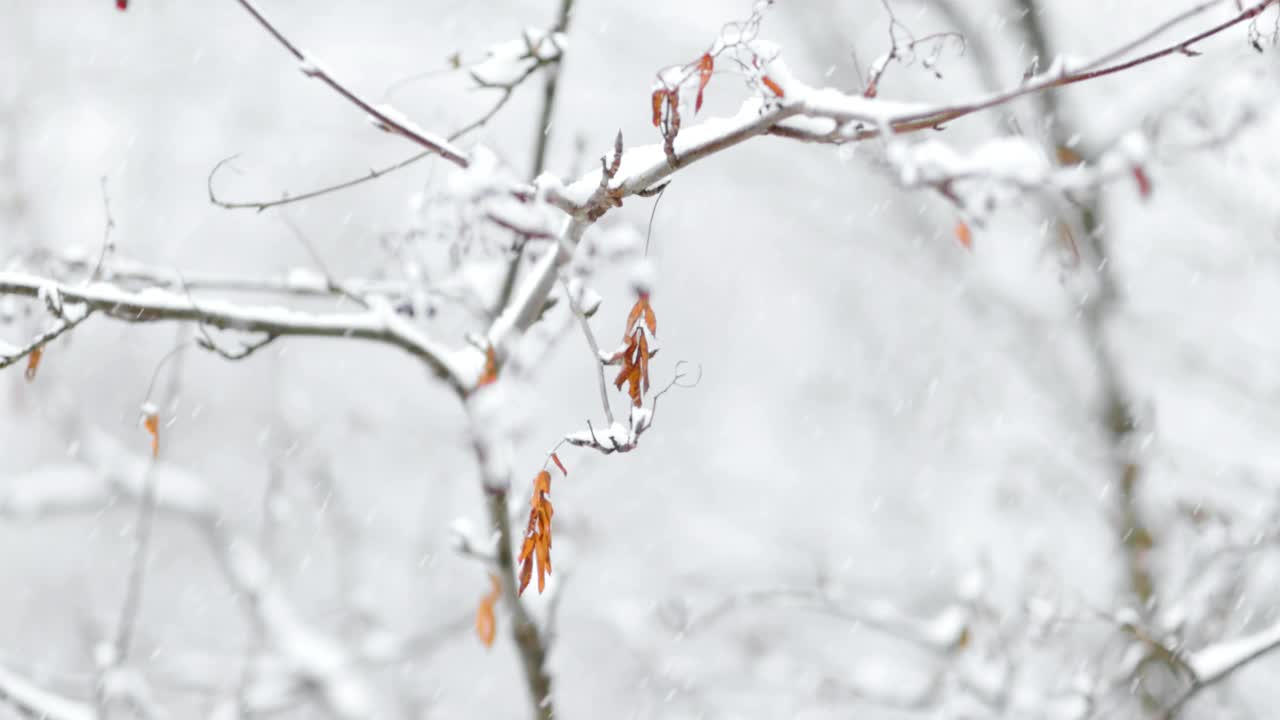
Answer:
top-left (606, 293), bottom-right (658, 407)
top-left (650, 50), bottom-right (783, 163)
top-left (518, 463), bottom-right (558, 596)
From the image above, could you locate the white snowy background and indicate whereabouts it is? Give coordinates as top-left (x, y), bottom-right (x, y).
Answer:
top-left (2, 0), bottom-right (1280, 718)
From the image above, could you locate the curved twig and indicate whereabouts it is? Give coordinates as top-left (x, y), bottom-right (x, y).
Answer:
top-left (232, 0), bottom-right (469, 167)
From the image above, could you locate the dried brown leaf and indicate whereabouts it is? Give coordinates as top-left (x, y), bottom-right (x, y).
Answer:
top-left (24, 347), bottom-right (42, 382)
top-left (475, 573), bottom-right (501, 648)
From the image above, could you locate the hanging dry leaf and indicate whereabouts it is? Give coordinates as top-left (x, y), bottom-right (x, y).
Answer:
top-left (550, 452), bottom-right (568, 476)
top-left (955, 221), bottom-right (973, 250)
top-left (517, 471), bottom-right (554, 595)
top-left (477, 345), bottom-right (499, 387)
top-left (607, 293), bottom-right (660, 407)
top-left (24, 347), bottom-right (42, 382)
top-left (1133, 167), bottom-right (1152, 199)
top-left (141, 404), bottom-right (160, 458)
top-left (475, 573), bottom-right (501, 648)
top-left (651, 89), bottom-right (668, 127)
top-left (695, 53), bottom-right (714, 112)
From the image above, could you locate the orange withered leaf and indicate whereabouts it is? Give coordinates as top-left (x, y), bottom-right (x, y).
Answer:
top-left (475, 573), bottom-right (501, 648)
top-left (24, 347), bottom-right (42, 382)
top-left (955, 221), bottom-right (973, 250)
top-left (651, 89), bottom-right (667, 127)
top-left (611, 293), bottom-right (659, 407)
top-left (761, 75), bottom-right (785, 97)
top-left (626, 296), bottom-right (645, 332)
top-left (695, 53), bottom-right (714, 112)
top-left (626, 365), bottom-right (642, 407)
top-left (614, 359), bottom-right (637, 391)
top-left (517, 470), bottom-right (554, 595)
top-left (637, 333), bottom-right (650, 394)
top-left (626, 293), bottom-right (657, 336)
top-left (550, 452), bottom-right (568, 476)
top-left (142, 409), bottom-right (160, 458)
top-left (477, 345), bottom-right (498, 387)
top-left (518, 556), bottom-right (534, 596)
top-left (532, 467), bottom-right (551, 497)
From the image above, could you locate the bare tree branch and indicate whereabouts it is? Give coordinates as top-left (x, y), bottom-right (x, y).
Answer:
top-left (485, 490), bottom-right (554, 720)
top-left (530, 0), bottom-right (575, 178)
top-left (231, 0), bottom-right (469, 168)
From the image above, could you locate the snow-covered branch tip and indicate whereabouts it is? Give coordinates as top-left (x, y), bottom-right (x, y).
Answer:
top-left (1165, 619), bottom-right (1280, 717)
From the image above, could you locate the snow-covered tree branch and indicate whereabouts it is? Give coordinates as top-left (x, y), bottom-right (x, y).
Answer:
top-left (3, 0), bottom-right (1280, 718)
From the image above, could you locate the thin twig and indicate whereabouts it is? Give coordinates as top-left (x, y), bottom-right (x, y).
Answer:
top-left (494, 0), bottom-right (577, 316)
top-left (0, 307), bottom-right (92, 371)
top-left (278, 213), bottom-right (370, 308)
top-left (212, 9), bottom-right (566, 213)
top-left (232, 0), bottom-right (469, 167)
top-left (559, 276), bottom-right (613, 424)
top-left (531, 0), bottom-right (575, 177)
top-left (1163, 624), bottom-right (1280, 717)
top-left (644, 182), bottom-right (668, 256)
top-left (1078, 0), bottom-right (1235, 72)
top-left (89, 176), bottom-right (116, 282)
top-left (209, 151), bottom-right (432, 213)
top-left (112, 444), bottom-right (159, 664)
top-left (113, 327), bottom-right (189, 665)
top-left (891, 0), bottom-right (1277, 132)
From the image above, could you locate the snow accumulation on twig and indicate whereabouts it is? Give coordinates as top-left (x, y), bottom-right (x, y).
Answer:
top-left (1165, 618), bottom-right (1280, 714)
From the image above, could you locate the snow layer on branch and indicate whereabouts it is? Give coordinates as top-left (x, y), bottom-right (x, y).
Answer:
top-left (0, 271), bottom-right (468, 381)
top-left (469, 28), bottom-right (565, 86)
top-left (0, 663), bottom-right (94, 720)
top-left (1187, 619), bottom-right (1280, 681)
top-left (369, 102), bottom-right (462, 155)
top-left (891, 136), bottom-right (1052, 187)
top-left (560, 100), bottom-right (771, 203)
